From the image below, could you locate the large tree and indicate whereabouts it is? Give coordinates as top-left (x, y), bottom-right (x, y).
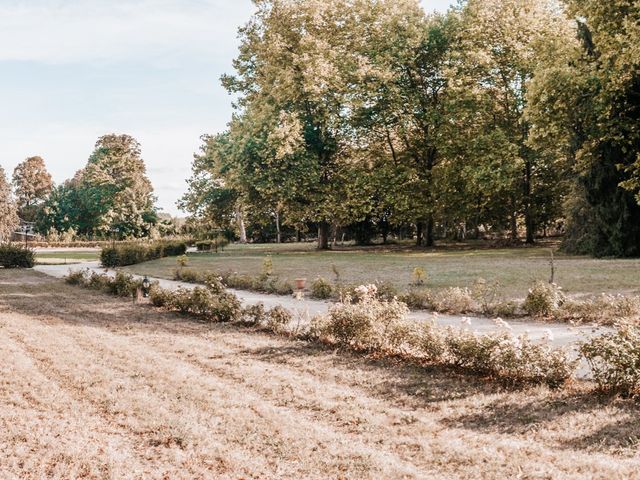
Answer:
top-left (450, 0), bottom-right (576, 243)
top-left (0, 166), bottom-right (19, 242)
top-left (528, 0), bottom-right (640, 256)
top-left (12, 156), bottom-right (53, 222)
top-left (79, 134), bottom-right (157, 237)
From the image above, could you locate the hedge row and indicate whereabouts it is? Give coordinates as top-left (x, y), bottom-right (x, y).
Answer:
top-left (0, 244), bottom-right (35, 268)
top-left (101, 241), bottom-right (187, 267)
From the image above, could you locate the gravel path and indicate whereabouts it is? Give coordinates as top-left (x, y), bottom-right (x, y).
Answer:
top-left (35, 262), bottom-right (605, 352)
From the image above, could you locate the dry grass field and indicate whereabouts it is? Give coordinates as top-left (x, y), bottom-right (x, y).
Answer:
top-left (2, 269), bottom-right (640, 479)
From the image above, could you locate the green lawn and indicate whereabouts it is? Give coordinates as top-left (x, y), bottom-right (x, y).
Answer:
top-left (125, 241), bottom-right (640, 300)
top-left (35, 251), bottom-right (100, 264)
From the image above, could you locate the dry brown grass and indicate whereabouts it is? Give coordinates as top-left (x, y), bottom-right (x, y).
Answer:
top-left (2, 269), bottom-right (640, 479)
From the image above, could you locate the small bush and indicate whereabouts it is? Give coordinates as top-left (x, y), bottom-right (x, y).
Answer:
top-left (310, 277), bottom-right (333, 299)
top-left (267, 306), bottom-right (293, 332)
top-left (580, 324), bottom-right (640, 396)
top-left (523, 281), bottom-right (566, 317)
top-left (374, 280), bottom-right (399, 301)
top-left (319, 285), bottom-right (409, 351)
top-left (433, 287), bottom-right (476, 314)
top-left (242, 303), bottom-right (268, 325)
top-left (174, 268), bottom-right (202, 283)
top-left (557, 295), bottom-right (640, 326)
top-left (158, 286), bottom-right (242, 323)
top-left (65, 269), bottom-right (89, 286)
top-left (399, 288), bottom-right (435, 310)
top-left (0, 244), bottom-right (35, 268)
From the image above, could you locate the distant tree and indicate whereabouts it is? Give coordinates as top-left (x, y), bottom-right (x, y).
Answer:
top-left (79, 134), bottom-right (157, 237)
top-left (0, 166), bottom-right (19, 241)
top-left (12, 156), bottom-right (53, 222)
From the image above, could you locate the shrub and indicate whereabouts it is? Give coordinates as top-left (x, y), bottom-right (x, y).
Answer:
top-left (101, 241), bottom-right (187, 267)
top-left (158, 286), bottom-right (242, 323)
top-left (319, 285), bottom-right (409, 351)
top-left (445, 329), bottom-right (576, 387)
top-left (411, 267), bottom-right (427, 286)
top-left (523, 281), bottom-right (566, 317)
top-left (310, 277), bottom-right (333, 299)
top-left (242, 303), bottom-right (268, 325)
top-left (196, 236), bottom-right (229, 252)
top-left (374, 280), bottom-right (399, 301)
top-left (65, 269), bottom-right (89, 286)
top-left (433, 287), bottom-right (476, 314)
top-left (174, 268), bottom-right (202, 283)
top-left (150, 284), bottom-right (172, 308)
top-left (557, 294), bottom-right (640, 326)
top-left (399, 288), bottom-right (435, 310)
top-left (472, 278), bottom-right (506, 315)
top-left (267, 306), bottom-right (293, 332)
top-left (580, 324), bottom-right (640, 396)
top-left (0, 244), bottom-right (35, 268)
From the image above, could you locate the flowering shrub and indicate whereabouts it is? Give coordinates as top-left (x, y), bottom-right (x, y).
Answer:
top-left (267, 306), bottom-right (293, 332)
top-left (318, 285), bottom-right (410, 351)
top-left (310, 277), bottom-right (333, 299)
top-left (523, 281), bottom-right (565, 317)
top-left (65, 269), bottom-right (144, 298)
top-left (242, 303), bottom-right (268, 325)
top-left (399, 288), bottom-right (435, 310)
top-left (433, 287), bottom-right (476, 314)
top-left (580, 324), bottom-right (640, 396)
top-left (557, 295), bottom-right (640, 326)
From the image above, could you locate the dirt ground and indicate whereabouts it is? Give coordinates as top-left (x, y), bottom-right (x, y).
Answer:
top-left (2, 270), bottom-right (640, 480)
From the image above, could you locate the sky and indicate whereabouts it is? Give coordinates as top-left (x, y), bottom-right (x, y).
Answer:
top-left (0, 0), bottom-right (454, 216)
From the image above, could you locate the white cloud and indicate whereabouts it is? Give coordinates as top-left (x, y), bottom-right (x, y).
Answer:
top-left (0, 0), bottom-right (254, 66)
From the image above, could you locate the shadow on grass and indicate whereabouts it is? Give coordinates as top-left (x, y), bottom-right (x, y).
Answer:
top-left (4, 270), bottom-right (640, 455)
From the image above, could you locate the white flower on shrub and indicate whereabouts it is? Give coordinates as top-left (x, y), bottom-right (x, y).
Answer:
top-left (461, 317), bottom-right (472, 327)
top-left (542, 329), bottom-right (554, 342)
top-left (493, 317), bottom-right (512, 330)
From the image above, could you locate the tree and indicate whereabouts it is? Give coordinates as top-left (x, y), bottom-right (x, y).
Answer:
top-left (79, 134), bottom-right (157, 237)
top-left (12, 156), bottom-right (53, 222)
top-left (0, 166), bottom-right (19, 242)
top-left (528, 0), bottom-right (640, 256)
top-left (450, 0), bottom-right (576, 243)
top-left (223, 0), bottom-right (397, 249)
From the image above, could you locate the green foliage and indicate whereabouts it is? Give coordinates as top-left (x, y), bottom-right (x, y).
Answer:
top-left (64, 270), bottom-right (143, 298)
top-left (310, 277), bottom-right (333, 300)
top-left (580, 324), bottom-right (640, 397)
top-left (0, 244), bottom-right (35, 268)
top-left (100, 241), bottom-right (187, 268)
top-left (523, 281), bottom-right (566, 317)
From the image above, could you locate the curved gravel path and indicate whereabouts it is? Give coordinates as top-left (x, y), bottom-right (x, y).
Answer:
top-left (35, 261), bottom-right (605, 353)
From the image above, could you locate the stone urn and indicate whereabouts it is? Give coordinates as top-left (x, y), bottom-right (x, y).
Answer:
top-left (295, 278), bottom-right (307, 290)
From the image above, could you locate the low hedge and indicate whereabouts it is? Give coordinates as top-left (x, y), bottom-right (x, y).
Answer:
top-left (0, 244), bottom-right (35, 268)
top-left (101, 241), bottom-right (187, 267)
top-left (195, 237), bottom-right (230, 252)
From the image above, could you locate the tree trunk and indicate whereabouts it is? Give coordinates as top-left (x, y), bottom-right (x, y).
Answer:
top-left (275, 211), bottom-right (281, 244)
top-left (524, 160), bottom-right (535, 244)
top-left (317, 222), bottom-right (330, 250)
top-left (416, 221), bottom-right (424, 247)
top-left (236, 205), bottom-right (247, 244)
top-left (510, 198), bottom-right (518, 241)
top-left (425, 216), bottom-right (435, 247)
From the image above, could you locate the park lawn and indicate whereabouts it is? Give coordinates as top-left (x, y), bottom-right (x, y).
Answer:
top-left (1, 269), bottom-right (640, 479)
top-left (35, 251), bottom-right (100, 265)
top-left (126, 241), bottom-right (640, 300)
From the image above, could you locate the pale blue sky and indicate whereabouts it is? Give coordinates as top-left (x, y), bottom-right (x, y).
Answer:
top-left (0, 0), bottom-right (454, 215)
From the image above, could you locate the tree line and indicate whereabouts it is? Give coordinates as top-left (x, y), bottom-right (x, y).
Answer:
top-left (180, 0), bottom-right (640, 256)
top-left (0, 134), bottom-right (165, 241)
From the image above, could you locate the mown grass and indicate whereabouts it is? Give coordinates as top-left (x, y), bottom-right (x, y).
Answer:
top-left (2, 269), bottom-right (640, 479)
top-left (126, 241), bottom-right (640, 300)
top-left (35, 251), bottom-right (100, 265)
